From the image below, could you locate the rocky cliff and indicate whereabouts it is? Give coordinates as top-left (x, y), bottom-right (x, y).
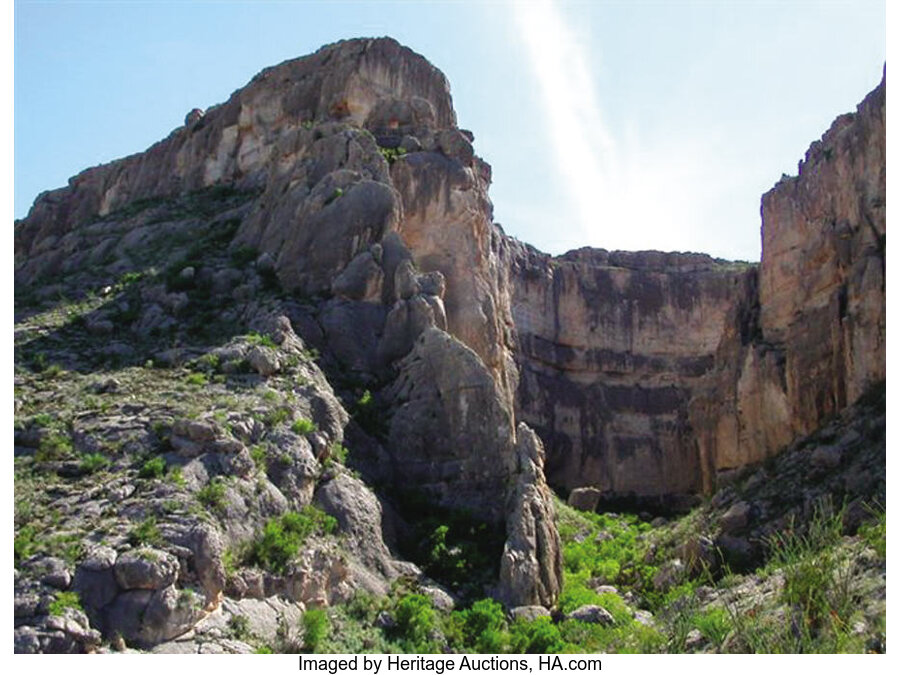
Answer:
top-left (506, 73), bottom-right (885, 505)
top-left (13, 37), bottom-right (885, 653)
top-left (506, 244), bottom-right (754, 503)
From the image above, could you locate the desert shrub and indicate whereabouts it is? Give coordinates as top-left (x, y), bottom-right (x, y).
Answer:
top-left (858, 505), bottom-right (886, 559)
top-left (184, 372), bottom-right (207, 386)
top-left (291, 418), bottom-right (317, 435)
top-left (392, 594), bottom-right (436, 652)
top-left (509, 616), bottom-right (566, 654)
top-left (14, 525), bottom-right (38, 565)
top-left (139, 455), bottom-right (167, 479)
top-left (302, 608), bottom-right (330, 652)
top-left (128, 516), bottom-right (162, 547)
top-left (250, 507), bottom-right (337, 573)
top-left (49, 591), bottom-right (82, 616)
top-left (35, 432), bottom-right (74, 462)
top-left (453, 598), bottom-right (508, 653)
top-left (693, 607), bottom-right (731, 646)
top-left (79, 452), bottom-right (110, 474)
top-left (246, 331), bottom-right (276, 348)
top-left (197, 478), bottom-right (227, 512)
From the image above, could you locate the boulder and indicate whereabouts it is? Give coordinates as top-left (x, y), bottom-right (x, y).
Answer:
top-left (567, 487), bottom-right (602, 512)
top-left (566, 605), bottom-right (615, 626)
top-left (114, 549), bottom-right (179, 591)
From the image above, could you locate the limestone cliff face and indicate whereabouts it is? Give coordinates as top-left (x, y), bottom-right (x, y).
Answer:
top-left (505, 242), bottom-right (755, 501)
top-left (14, 34), bottom-right (884, 573)
top-left (505, 74), bottom-right (885, 502)
top-left (690, 72), bottom-right (886, 480)
top-left (15, 37), bottom-right (552, 607)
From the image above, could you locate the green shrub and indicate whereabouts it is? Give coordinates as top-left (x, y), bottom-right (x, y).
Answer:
top-left (250, 444), bottom-right (268, 470)
top-left (858, 506), bottom-right (886, 559)
top-left (49, 591), bottom-right (82, 616)
top-left (327, 443), bottom-right (348, 465)
top-left (139, 456), bottom-right (167, 479)
top-left (79, 452), bottom-right (110, 474)
top-left (392, 594), bottom-right (435, 651)
top-left (35, 432), bottom-right (74, 462)
top-left (455, 598), bottom-right (508, 653)
top-left (379, 146), bottom-right (407, 164)
top-left (250, 507), bottom-right (337, 573)
top-left (128, 516), bottom-right (162, 547)
top-left (184, 372), bottom-right (208, 386)
top-left (228, 614), bottom-right (252, 640)
top-left (509, 616), bottom-right (566, 654)
top-left (291, 418), bottom-right (317, 435)
top-left (197, 478), bottom-right (227, 512)
top-left (264, 407), bottom-right (291, 428)
top-left (693, 607), bottom-right (731, 646)
top-left (14, 525), bottom-right (38, 565)
top-left (302, 608), bottom-right (330, 652)
top-left (246, 331), bottom-right (276, 348)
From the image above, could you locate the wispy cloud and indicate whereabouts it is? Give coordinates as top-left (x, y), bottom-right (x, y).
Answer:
top-left (511, 0), bottom-right (735, 256)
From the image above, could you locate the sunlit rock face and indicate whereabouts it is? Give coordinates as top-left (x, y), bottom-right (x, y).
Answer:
top-left (506, 74), bottom-right (885, 504)
top-left (14, 37), bottom-right (554, 610)
top-left (691, 72), bottom-right (886, 482)
top-left (505, 243), bottom-right (754, 503)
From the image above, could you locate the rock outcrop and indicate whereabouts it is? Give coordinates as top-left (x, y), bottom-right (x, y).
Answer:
top-left (505, 73), bottom-right (885, 504)
top-left (506, 244), bottom-right (754, 503)
top-left (690, 71), bottom-right (886, 485)
top-left (13, 35), bottom-right (886, 653)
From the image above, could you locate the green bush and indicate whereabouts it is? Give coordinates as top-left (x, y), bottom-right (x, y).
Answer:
top-left (79, 452), bottom-right (110, 474)
top-left (250, 508), bottom-right (338, 573)
top-left (302, 608), bottom-right (330, 652)
top-left (455, 598), bottom-right (508, 653)
top-left (139, 456), bottom-right (167, 479)
top-left (184, 372), bottom-right (208, 386)
top-left (128, 516), bottom-right (162, 547)
top-left (246, 331), bottom-right (277, 348)
top-left (291, 418), bottom-right (317, 435)
top-left (693, 607), bottom-right (731, 646)
top-left (509, 616), bottom-right (566, 654)
top-left (14, 525), bottom-right (38, 565)
top-left (392, 594), bottom-right (435, 651)
top-left (197, 478), bottom-right (227, 512)
top-left (858, 506), bottom-right (886, 559)
top-left (35, 432), bottom-right (74, 462)
top-left (49, 591), bottom-right (82, 616)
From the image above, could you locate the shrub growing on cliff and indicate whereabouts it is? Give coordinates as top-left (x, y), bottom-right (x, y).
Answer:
top-left (302, 608), bottom-right (330, 652)
top-left (250, 507), bottom-right (338, 573)
top-left (391, 594), bottom-right (436, 652)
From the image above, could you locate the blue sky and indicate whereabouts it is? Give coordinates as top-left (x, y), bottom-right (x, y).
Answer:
top-left (14, 0), bottom-right (886, 261)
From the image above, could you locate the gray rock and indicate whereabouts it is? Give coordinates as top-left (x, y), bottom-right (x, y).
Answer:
top-left (567, 605), bottom-right (615, 626)
top-left (498, 425), bottom-right (562, 608)
top-left (719, 501), bottom-right (752, 534)
top-left (568, 487), bottom-right (602, 512)
top-left (247, 346), bottom-right (280, 376)
top-left (653, 559), bottom-right (686, 592)
top-left (810, 444), bottom-right (843, 470)
top-left (33, 557), bottom-right (72, 590)
top-left (114, 549), bottom-right (179, 590)
top-left (509, 606), bottom-right (551, 622)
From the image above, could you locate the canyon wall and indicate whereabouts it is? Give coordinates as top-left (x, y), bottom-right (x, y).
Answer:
top-left (15, 38), bottom-right (885, 515)
top-left (690, 72), bottom-right (886, 483)
top-left (507, 72), bottom-right (886, 502)
top-left (505, 242), bottom-right (755, 502)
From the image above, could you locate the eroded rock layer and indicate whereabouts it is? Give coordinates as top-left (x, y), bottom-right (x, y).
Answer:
top-left (506, 243), bottom-right (755, 501)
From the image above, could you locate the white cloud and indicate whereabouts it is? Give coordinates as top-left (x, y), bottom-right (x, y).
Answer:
top-left (511, 0), bottom-right (759, 259)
